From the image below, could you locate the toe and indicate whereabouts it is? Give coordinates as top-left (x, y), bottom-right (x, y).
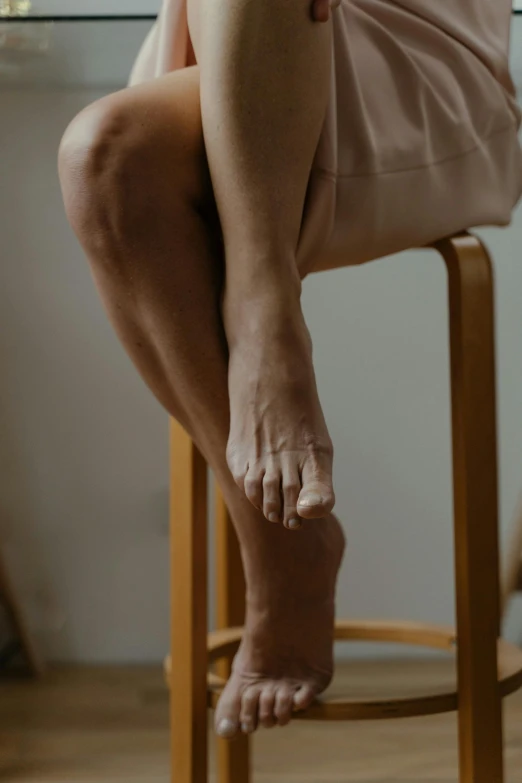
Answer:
top-left (262, 471), bottom-right (283, 523)
top-left (244, 467), bottom-right (264, 510)
top-left (240, 685), bottom-right (261, 734)
top-left (297, 459), bottom-right (335, 519)
top-left (292, 682), bottom-right (317, 712)
top-left (274, 684), bottom-right (294, 726)
top-left (282, 461), bottom-right (301, 531)
top-left (215, 687), bottom-right (241, 739)
top-left (258, 685), bottom-right (277, 728)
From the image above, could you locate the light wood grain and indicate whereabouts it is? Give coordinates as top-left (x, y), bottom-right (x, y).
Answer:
top-left (215, 485), bottom-right (250, 783)
top-left (439, 234), bottom-right (504, 783)
top-left (170, 420), bottom-right (208, 783)
top-left (2, 662), bottom-right (522, 782)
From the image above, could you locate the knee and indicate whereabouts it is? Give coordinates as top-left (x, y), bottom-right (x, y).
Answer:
top-left (58, 92), bottom-right (206, 253)
top-left (59, 96), bottom-right (154, 246)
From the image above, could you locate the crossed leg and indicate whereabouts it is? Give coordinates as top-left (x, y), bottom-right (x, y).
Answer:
top-left (59, 0), bottom-right (344, 737)
top-left (189, 0), bottom-right (336, 524)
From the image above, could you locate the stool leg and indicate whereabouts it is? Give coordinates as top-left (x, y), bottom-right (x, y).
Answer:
top-left (440, 234), bottom-right (504, 783)
top-left (215, 484), bottom-right (251, 783)
top-left (170, 419), bottom-right (208, 783)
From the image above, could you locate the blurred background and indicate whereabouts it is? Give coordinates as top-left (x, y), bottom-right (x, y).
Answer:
top-left (1, 2), bottom-right (522, 781)
top-left (1, 0), bottom-right (522, 664)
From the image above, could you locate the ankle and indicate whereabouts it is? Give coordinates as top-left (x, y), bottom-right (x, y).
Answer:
top-left (224, 247), bottom-right (302, 313)
top-left (224, 274), bottom-right (304, 345)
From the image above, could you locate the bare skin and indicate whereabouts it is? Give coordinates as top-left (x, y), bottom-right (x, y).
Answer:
top-left (195, 0), bottom-right (336, 524)
top-left (58, 0), bottom-right (343, 738)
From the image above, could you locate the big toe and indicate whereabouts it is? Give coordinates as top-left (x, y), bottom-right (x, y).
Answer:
top-left (297, 474), bottom-right (334, 519)
top-left (215, 687), bottom-right (241, 739)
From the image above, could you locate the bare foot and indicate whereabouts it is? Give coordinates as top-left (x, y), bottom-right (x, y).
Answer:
top-left (225, 283), bottom-right (335, 526)
top-left (215, 515), bottom-right (345, 737)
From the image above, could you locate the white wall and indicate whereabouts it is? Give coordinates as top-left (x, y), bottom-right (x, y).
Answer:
top-left (0, 20), bottom-right (168, 662)
top-left (1, 16), bottom-right (522, 662)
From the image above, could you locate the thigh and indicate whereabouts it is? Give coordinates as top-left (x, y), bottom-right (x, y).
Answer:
top-left (126, 13), bottom-right (324, 280)
top-left (123, 55), bottom-right (320, 279)
top-left (110, 65), bottom-right (219, 220)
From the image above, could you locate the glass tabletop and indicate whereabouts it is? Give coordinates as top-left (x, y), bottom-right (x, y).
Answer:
top-left (1, 14), bottom-right (157, 20)
top-left (0, 3), bottom-right (520, 90)
top-left (0, 0), bottom-right (158, 19)
top-left (2, 11), bottom-right (521, 19)
top-left (0, 13), bottom-right (154, 87)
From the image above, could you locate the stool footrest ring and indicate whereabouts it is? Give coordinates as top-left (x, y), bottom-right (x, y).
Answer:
top-left (199, 620), bottom-right (522, 721)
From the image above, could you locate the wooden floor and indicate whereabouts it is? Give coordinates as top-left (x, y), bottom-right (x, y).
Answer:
top-left (2, 659), bottom-right (522, 782)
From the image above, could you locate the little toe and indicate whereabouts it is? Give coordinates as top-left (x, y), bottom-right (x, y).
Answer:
top-left (274, 684), bottom-right (294, 726)
top-left (292, 682), bottom-right (317, 712)
top-left (258, 685), bottom-right (277, 728)
top-left (240, 686), bottom-right (261, 734)
top-left (297, 462), bottom-right (334, 519)
top-left (282, 462), bottom-right (301, 531)
top-left (215, 689), bottom-right (241, 739)
top-left (263, 471), bottom-right (283, 523)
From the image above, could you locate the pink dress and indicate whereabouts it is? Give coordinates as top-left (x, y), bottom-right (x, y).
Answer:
top-left (129, 0), bottom-right (522, 269)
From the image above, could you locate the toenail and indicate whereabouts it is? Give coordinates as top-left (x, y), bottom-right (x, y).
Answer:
top-left (287, 518), bottom-right (301, 530)
top-left (298, 493), bottom-right (322, 507)
top-left (217, 719), bottom-right (237, 738)
top-left (268, 512), bottom-right (279, 523)
top-left (241, 721), bottom-right (254, 734)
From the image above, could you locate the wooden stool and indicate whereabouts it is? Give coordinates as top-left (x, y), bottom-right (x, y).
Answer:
top-left (167, 232), bottom-right (522, 783)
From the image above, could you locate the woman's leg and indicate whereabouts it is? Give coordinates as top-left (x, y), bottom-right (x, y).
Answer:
top-left (58, 67), bottom-right (344, 737)
top-left (190, 0), bottom-right (336, 523)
